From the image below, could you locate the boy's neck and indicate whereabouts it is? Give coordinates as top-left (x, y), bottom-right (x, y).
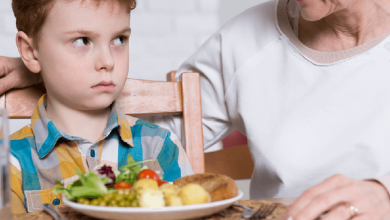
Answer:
top-left (45, 95), bottom-right (111, 142)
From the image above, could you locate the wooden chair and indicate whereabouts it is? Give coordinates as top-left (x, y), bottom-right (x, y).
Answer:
top-left (166, 71), bottom-right (254, 180)
top-left (0, 72), bottom-right (205, 174)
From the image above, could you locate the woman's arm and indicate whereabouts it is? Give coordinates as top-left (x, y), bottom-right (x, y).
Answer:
top-left (176, 33), bottom-right (235, 150)
top-left (0, 56), bottom-right (41, 94)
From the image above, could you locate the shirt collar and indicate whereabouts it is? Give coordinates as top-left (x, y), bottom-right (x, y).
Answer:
top-left (31, 95), bottom-right (133, 159)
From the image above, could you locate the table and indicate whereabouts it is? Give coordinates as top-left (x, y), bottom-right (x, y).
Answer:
top-left (10, 198), bottom-right (296, 220)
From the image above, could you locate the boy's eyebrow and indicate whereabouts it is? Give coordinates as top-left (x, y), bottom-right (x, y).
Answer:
top-left (63, 27), bottom-right (131, 37)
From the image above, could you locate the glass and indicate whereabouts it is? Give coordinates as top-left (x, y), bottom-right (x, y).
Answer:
top-left (0, 109), bottom-right (10, 220)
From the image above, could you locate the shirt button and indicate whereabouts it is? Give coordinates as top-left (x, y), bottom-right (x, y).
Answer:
top-left (52, 198), bottom-right (60, 206)
top-left (90, 149), bottom-right (95, 158)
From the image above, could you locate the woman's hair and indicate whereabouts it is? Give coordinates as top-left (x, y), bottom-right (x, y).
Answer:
top-left (12, 0), bottom-right (136, 48)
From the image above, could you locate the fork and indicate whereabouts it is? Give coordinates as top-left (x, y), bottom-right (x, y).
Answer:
top-left (232, 203), bottom-right (257, 218)
top-left (250, 203), bottom-right (277, 219)
top-left (42, 203), bottom-right (67, 220)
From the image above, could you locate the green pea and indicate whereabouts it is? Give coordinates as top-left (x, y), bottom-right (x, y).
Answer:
top-left (115, 194), bottom-right (124, 201)
top-left (128, 193), bottom-right (136, 200)
top-left (131, 200), bottom-right (138, 207)
top-left (99, 201), bottom-right (107, 206)
top-left (104, 193), bottom-right (114, 201)
top-left (82, 200), bottom-right (90, 205)
top-left (118, 200), bottom-right (127, 207)
top-left (109, 200), bottom-right (117, 207)
top-left (90, 199), bottom-right (99, 206)
top-left (77, 198), bottom-right (86, 204)
top-left (125, 200), bottom-right (131, 207)
top-left (123, 189), bottom-right (131, 196)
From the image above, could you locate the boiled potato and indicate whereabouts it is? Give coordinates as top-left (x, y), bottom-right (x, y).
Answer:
top-left (132, 179), bottom-right (159, 195)
top-left (139, 190), bottom-right (165, 208)
top-left (159, 183), bottom-right (179, 193)
top-left (165, 195), bottom-right (182, 206)
top-left (159, 184), bottom-right (182, 206)
top-left (177, 183), bottom-right (211, 205)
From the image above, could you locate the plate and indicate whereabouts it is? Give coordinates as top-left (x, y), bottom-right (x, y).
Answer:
top-left (63, 190), bottom-right (243, 220)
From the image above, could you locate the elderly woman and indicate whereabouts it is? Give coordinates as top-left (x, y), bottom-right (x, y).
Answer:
top-left (2, 0), bottom-right (390, 219)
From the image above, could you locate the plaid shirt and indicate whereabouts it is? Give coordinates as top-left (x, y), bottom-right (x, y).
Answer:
top-left (9, 95), bottom-right (193, 213)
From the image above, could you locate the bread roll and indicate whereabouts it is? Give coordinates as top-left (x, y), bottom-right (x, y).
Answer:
top-left (173, 173), bottom-right (238, 202)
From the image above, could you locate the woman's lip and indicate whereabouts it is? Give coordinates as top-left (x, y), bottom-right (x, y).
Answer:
top-left (92, 85), bottom-right (115, 92)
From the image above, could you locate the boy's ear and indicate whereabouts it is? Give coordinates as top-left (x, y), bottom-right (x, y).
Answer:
top-left (15, 31), bottom-right (41, 73)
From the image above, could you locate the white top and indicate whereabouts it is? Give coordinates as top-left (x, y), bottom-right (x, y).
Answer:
top-left (163, 0), bottom-right (390, 199)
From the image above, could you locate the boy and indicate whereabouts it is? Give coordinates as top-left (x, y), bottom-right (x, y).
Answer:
top-left (9, 0), bottom-right (194, 213)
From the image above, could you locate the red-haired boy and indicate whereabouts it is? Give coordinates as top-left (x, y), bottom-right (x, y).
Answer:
top-left (10, 0), bottom-right (193, 213)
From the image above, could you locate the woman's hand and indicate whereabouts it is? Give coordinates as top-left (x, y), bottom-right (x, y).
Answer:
top-left (0, 56), bottom-right (41, 94)
top-left (285, 174), bottom-right (390, 220)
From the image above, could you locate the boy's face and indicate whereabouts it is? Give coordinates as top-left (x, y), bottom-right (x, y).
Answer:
top-left (37, 0), bottom-right (130, 110)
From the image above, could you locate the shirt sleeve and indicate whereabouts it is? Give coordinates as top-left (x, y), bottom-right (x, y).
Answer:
top-left (156, 131), bottom-right (194, 182)
top-left (11, 191), bottom-right (26, 214)
top-left (175, 32), bottom-right (235, 149)
top-left (9, 155), bottom-right (26, 214)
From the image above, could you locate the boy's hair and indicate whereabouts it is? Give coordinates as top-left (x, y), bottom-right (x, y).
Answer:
top-left (12, 0), bottom-right (136, 48)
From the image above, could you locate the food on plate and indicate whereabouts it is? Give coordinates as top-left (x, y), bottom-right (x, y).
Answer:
top-left (159, 183), bottom-right (181, 206)
top-left (165, 194), bottom-right (182, 206)
top-left (173, 173), bottom-right (238, 202)
top-left (139, 190), bottom-right (165, 207)
top-left (132, 178), bottom-right (159, 195)
top-left (177, 183), bottom-right (211, 205)
top-left (114, 181), bottom-right (131, 190)
top-left (138, 169), bottom-right (160, 181)
top-left (77, 189), bottom-right (138, 207)
top-left (52, 169), bottom-right (109, 201)
top-left (157, 179), bottom-right (168, 186)
top-left (53, 154), bottom-right (236, 208)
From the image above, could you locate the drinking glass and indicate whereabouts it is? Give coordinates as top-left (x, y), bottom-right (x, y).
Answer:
top-left (0, 109), bottom-right (10, 220)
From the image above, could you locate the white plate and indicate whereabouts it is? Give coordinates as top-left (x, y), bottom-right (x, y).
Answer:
top-left (63, 190), bottom-right (243, 220)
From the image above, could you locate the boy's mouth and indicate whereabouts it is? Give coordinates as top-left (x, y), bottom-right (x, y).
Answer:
top-left (92, 81), bottom-right (115, 92)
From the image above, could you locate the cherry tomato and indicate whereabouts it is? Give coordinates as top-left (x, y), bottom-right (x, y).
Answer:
top-left (138, 169), bottom-right (160, 181)
top-left (114, 181), bottom-right (131, 189)
top-left (157, 180), bottom-right (168, 186)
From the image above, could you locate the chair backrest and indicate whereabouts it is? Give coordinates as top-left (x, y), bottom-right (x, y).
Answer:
top-left (0, 72), bottom-right (205, 174)
top-left (166, 71), bottom-right (254, 180)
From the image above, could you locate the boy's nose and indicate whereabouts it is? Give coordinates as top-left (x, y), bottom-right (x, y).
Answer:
top-left (95, 47), bottom-right (114, 71)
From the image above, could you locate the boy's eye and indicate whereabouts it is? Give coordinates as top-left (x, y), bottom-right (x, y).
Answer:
top-left (73, 37), bottom-right (89, 47)
top-left (113, 37), bottom-right (125, 46)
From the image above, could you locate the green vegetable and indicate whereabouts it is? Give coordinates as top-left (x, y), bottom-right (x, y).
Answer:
top-left (53, 169), bottom-right (109, 201)
top-left (52, 154), bottom-right (156, 201)
top-left (115, 154), bottom-right (156, 186)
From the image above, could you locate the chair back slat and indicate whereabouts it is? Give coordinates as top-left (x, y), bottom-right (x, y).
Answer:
top-left (5, 79), bottom-right (184, 118)
top-left (6, 86), bottom-right (45, 118)
top-left (118, 79), bottom-right (183, 115)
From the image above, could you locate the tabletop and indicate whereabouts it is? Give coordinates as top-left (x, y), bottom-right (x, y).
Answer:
top-left (10, 198), bottom-right (296, 220)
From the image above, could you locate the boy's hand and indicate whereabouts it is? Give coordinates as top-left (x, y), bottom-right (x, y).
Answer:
top-left (0, 56), bottom-right (41, 94)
